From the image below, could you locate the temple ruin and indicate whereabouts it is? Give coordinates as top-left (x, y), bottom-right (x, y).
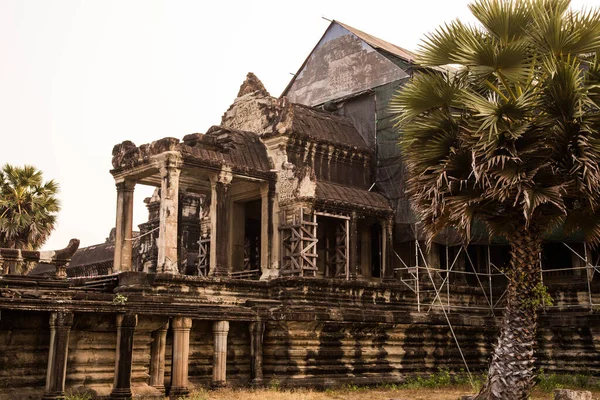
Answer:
top-left (0, 20), bottom-right (599, 400)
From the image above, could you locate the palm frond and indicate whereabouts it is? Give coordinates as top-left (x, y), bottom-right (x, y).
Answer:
top-left (469, 0), bottom-right (533, 44)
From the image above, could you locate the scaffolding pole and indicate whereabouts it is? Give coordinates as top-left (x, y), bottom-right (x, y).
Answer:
top-left (487, 246), bottom-right (493, 315)
top-left (391, 239), bottom-right (597, 313)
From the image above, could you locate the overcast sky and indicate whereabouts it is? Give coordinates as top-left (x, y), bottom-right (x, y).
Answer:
top-left (1, 0), bottom-right (599, 251)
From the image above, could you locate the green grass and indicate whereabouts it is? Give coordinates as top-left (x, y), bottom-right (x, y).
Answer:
top-left (64, 393), bottom-right (92, 400)
top-left (378, 368), bottom-right (486, 392)
top-left (535, 369), bottom-right (600, 392)
top-left (175, 390), bottom-right (209, 400)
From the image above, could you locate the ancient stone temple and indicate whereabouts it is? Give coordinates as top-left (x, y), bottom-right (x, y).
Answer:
top-left (109, 72), bottom-right (394, 282)
top-left (1, 20), bottom-right (599, 400)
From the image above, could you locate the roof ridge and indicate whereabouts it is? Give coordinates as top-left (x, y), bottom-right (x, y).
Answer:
top-left (334, 20), bottom-right (415, 63)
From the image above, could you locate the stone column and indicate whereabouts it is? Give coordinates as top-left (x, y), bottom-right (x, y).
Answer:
top-left (170, 317), bottom-right (192, 397)
top-left (43, 311), bottom-right (73, 400)
top-left (382, 217), bottom-right (395, 281)
top-left (212, 320), bottom-right (229, 387)
top-left (110, 314), bottom-right (137, 400)
top-left (262, 183), bottom-right (279, 279)
top-left (260, 184), bottom-right (270, 274)
top-left (349, 213), bottom-right (359, 280)
top-left (157, 158), bottom-right (181, 274)
top-left (149, 320), bottom-right (169, 394)
top-left (269, 184), bottom-right (277, 269)
top-left (249, 321), bottom-right (264, 385)
top-left (209, 170), bottom-right (233, 277)
top-left (113, 180), bottom-right (136, 272)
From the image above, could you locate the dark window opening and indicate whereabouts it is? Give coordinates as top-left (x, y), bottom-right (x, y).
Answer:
top-left (243, 200), bottom-right (261, 271)
top-left (542, 243), bottom-right (573, 271)
top-left (371, 224), bottom-right (381, 278)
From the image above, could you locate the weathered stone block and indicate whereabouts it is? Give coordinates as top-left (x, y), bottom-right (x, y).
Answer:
top-left (554, 389), bottom-right (592, 400)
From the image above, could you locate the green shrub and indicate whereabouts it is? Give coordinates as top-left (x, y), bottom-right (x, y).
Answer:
top-left (269, 378), bottom-right (280, 391)
top-left (112, 294), bottom-right (127, 305)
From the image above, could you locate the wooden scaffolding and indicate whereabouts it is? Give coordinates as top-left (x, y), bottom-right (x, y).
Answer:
top-left (280, 207), bottom-right (318, 276)
top-left (197, 236), bottom-right (210, 276)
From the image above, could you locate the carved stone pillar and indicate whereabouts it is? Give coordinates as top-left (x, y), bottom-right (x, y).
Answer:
top-left (249, 321), bottom-right (264, 385)
top-left (113, 180), bottom-right (136, 272)
top-left (157, 158), bottom-right (181, 274)
top-left (212, 320), bottom-right (229, 387)
top-left (261, 182), bottom-right (279, 280)
top-left (149, 320), bottom-right (169, 394)
top-left (349, 213), bottom-right (359, 280)
top-left (110, 314), bottom-right (137, 400)
top-left (269, 183), bottom-right (278, 271)
top-left (43, 311), bottom-right (73, 400)
top-left (209, 170), bottom-right (232, 277)
top-left (260, 184), bottom-right (270, 275)
top-left (170, 317), bottom-right (192, 397)
top-left (382, 217), bottom-right (395, 281)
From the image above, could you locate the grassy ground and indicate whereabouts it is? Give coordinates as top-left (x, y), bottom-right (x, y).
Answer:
top-left (185, 386), bottom-right (600, 400)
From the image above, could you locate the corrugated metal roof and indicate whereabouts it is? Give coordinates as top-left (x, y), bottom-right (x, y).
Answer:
top-left (281, 20), bottom-right (415, 99)
top-left (335, 21), bottom-right (416, 63)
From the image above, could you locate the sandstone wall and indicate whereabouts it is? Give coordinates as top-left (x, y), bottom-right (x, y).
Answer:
top-left (0, 275), bottom-right (599, 399)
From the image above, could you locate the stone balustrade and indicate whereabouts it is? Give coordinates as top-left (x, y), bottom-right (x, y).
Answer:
top-left (0, 239), bottom-right (79, 277)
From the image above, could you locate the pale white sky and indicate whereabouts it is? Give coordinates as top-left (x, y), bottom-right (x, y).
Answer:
top-left (1, 0), bottom-right (598, 250)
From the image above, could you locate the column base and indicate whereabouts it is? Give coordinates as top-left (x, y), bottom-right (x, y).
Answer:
top-left (210, 381), bottom-right (228, 389)
top-left (250, 378), bottom-right (263, 387)
top-left (169, 386), bottom-right (189, 398)
top-left (42, 391), bottom-right (65, 400)
top-left (151, 384), bottom-right (165, 395)
top-left (210, 267), bottom-right (230, 277)
top-left (110, 388), bottom-right (133, 399)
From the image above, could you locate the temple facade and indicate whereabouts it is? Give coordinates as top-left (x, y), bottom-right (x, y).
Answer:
top-left (110, 71), bottom-right (394, 282)
top-left (0, 20), bottom-right (599, 400)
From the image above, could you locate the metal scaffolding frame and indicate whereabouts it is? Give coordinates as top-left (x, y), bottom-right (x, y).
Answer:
top-left (394, 239), bottom-right (600, 314)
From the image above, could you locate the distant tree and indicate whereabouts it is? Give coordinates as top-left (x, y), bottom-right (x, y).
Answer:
top-left (0, 164), bottom-right (60, 250)
top-left (391, 0), bottom-right (600, 398)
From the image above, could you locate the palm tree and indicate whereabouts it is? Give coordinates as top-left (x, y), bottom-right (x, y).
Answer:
top-left (391, 0), bottom-right (600, 398)
top-left (0, 164), bottom-right (60, 250)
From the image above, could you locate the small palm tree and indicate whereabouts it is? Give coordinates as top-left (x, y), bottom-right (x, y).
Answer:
top-left (391, 0), bottom-right (600, 398)
top-left (0, 164), bottom-right (60, 250)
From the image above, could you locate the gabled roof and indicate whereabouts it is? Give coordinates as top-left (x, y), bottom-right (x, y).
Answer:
top-left (335, 21), bottom-right (415, 63)
top-left (281, 20), bottom-right (411, 106)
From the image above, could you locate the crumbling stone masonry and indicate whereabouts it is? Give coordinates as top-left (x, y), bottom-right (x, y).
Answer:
top-left (1, 19), bottom-right (599, 400)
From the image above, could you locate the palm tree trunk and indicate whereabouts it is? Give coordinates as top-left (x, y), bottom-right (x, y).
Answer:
top-left (475, 228), bottom-right (542, 400)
